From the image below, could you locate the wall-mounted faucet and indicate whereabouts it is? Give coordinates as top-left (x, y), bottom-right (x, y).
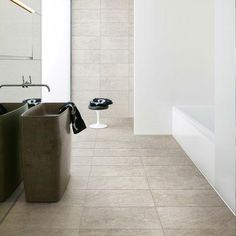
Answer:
top-left (0, 76), bottom-right (51, 92)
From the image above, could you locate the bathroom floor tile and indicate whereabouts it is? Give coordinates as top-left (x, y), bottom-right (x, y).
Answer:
top-left (90, 165), bottom-right (145, 176)
top-left (158, 207), bottom-right (235, 229)
top-left (71, 165), bottom-right (91, 176)
top-left (84, 190), bottom-right (154, 207)
top-left (164, 229), bottom-right (236, 236)
top-left (142, 156), bottom-right (192, 166)
top-left (0, 226), bottom-right (79, 236)
top-left (1, 118), bottom-right (235, 234)
top-left (78, 229), bottom-right (164, 236)
top-left (80, 207), bottom-right (162, 229)
top-left (2, 204), bottom-right (83, 229)
top-left (71, 156), bottom-right (93, 166)
top-left (87, 177), bottom-right (149, 189)
top-left (92, 156), bottom-right (142, 166)
top-left (151, 190), bottom-right (225, 207)
top-left (146, 166), bottom-right (210, 190)
top-left (67, 176), bottom-right (89, 190)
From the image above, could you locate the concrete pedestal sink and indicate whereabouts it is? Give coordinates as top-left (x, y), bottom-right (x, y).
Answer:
top-left (0, 103), bottom-right (28, 201)
top-left (21, 103), bottom-right (71, 202)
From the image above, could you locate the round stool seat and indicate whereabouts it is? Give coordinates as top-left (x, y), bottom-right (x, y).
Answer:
top-left (89, 98), bottom-right (112, 129)
top-left (88, 105), bottom-right (108, 110)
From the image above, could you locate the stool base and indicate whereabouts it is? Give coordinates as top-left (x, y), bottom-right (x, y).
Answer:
top-left (90, 123), bottom-right (107, 129)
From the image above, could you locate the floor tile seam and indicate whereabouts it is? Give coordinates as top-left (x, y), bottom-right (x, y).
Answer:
top-left (0, 187), bottom-right (24, 224)
top-left (139, 153), bottom-right (166, 236)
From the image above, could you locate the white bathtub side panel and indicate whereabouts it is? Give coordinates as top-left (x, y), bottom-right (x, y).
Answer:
top-left (173, 109), bottom-right (215, 185)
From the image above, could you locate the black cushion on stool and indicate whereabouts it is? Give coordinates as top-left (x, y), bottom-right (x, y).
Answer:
top-left (88, 105), bottom-right (108, 110)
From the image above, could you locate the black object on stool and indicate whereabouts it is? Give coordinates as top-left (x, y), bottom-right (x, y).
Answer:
top-left (23, 98), bottom-right (41, 108)
top-left (88, 98), bottom-right (113, 129)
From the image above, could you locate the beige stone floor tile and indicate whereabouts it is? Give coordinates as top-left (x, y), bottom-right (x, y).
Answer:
top-left (2, 204), bottom-right (83, 229)
top-left (84, 190), bottom-right (154, 207)
top-left (87, 177), bottom-right (149, 189)
top-left (158, 207), bottom-right (235, 229)
top-left (71, 165), bottom-right (91, 177)
top-left (164, 229), bottom-right (236, 236)
top-left (67, 176), bottom-right (89, 190)
top-left (95, 141), bottom-right (139, 149)
top-left (72, 142), bottom-right (95, 149)
top-left (146, 166), bottom-right (210, 190)
top-left (0, 183), bottom-right (23, 223)
top-left (142, 156), bottom-right (192, 166)
top-left (90, 165), bottom-right (145, 176)
top-left (0, 226), bottom-right (79, 236)
top-left (71, 157), bottom-right (93, 166)
top-left (80, 207), bottom-right (162, 229)
top-left (145, 165), bottom-right (201, 177)
top-left (78, 229), bottom-right (164, 236)
top-left (95, 134), bottom-right (136, 142)
top-left (72, 149), bottom-right (94, 157)
top-left (93, 148), bottom-right (187, 157)
top-left (151, 190), bottom-right (225, 207)
top-left (59, 189), bottom-right (87, 206)
top-left (92, 156), bottom-right (142, 166)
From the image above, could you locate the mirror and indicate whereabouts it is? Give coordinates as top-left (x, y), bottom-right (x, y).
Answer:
top-left (0, 0), bottom-right (41, 223)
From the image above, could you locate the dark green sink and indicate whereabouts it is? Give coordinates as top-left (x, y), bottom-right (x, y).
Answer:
top-left (0, 103), bottom-right (28, 201)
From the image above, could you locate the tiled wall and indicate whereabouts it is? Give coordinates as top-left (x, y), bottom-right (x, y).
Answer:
top-left (72, 0), bottom-right (134, 118)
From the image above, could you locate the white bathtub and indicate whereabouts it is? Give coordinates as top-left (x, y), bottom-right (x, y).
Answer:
top-left (172, 106), bottom-right (215, 185)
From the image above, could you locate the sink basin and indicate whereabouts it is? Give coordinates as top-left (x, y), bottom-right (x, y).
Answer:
top-left (0, 103), bottom-right (28, 201)
top-left (21, 103), bottom-right (71, 202)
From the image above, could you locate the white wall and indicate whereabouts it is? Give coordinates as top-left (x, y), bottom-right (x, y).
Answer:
top-left (214, 0), bottom-right (236, 213)
top-left (134, 0), bottom-right (214, 134)
top-left (0, 0), bottom-right (41, 102)
top-left (42, 0), bottom-right (71, 102)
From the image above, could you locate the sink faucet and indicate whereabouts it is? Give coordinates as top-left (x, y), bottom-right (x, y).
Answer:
top-left (0, 76), bottom-right (51, 92)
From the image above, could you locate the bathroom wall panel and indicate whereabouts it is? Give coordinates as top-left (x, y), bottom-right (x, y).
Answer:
top-left (0, 60), bottom-right (41, 102)
top-left (72, 0), bottom-right (134, 118)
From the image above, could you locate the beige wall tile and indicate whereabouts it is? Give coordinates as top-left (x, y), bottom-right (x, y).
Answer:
top-left (72, 0), bottom-right (100, 9)
top-left (72, 0), bottom-right (133, 118)
top-left (72, 77), bottom-right (100, 91)
top-left (101, 64), bottom-right (129, 77)
top-left (101, 22), bottom-right (129, 36)
top-left (73, 23), bottom-right (100, 36)
top-left (73, 90), bottom-right (100, 103)
top-left (73, 64), bottom-right (100, 77)
top-left (73, 50), bottom-right (100, 63)
top-left (72, 37), bottom-right (100, 49)
top-left (73, 10), bottom-right (100, 23)
top-left (101, 0), bottom-right (129, 9)
top-left (100, 78), bottom-right (129, 91)
top-left (100, 104), bottom-right (129, 117)
top-left (101, 37), bottom-right (129, 49)
top-left (101, 10), bottom-right (129, 22)
top-left (101, 50), bottom-right (129, 63)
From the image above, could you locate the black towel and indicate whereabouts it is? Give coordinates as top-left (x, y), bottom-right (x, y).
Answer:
top-left (23, 98), bottom-right (41, 108)
top-left (0, 104), bottom-right (7, 115)
top-left (59, 102), bottom-right (86, 134)
top-left (93, 98), bottom-right (113, 106)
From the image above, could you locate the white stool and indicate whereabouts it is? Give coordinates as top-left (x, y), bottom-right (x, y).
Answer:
top-left (89, 106), bottom-right (108, 129)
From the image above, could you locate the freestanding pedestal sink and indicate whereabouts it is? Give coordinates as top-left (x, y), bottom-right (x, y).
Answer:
top-left (0, 103), bottom-right (28, 201)
top-left (21, 103), bottom-right (71, 202)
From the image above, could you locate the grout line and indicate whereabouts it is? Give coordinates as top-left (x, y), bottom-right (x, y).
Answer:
top-left (140, 149), bottom-right (166, 236)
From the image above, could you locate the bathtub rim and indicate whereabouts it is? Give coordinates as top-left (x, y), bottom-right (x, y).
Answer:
top-left (173, 106), bottom-right (215, 142)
